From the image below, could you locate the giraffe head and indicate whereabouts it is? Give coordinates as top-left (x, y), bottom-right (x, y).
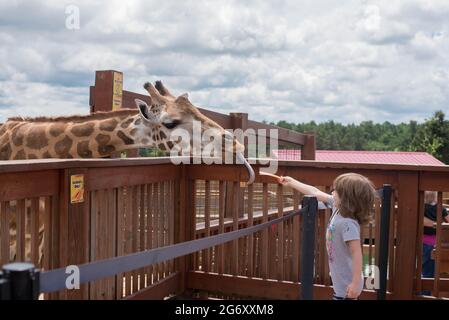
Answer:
top-left (135, 81), bottom-right (254, 184)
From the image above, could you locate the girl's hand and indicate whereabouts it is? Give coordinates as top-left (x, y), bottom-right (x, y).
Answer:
top-left (279, 176), bottom-right (294, 187)
top-left (346, 282), bottom-right (361, 299)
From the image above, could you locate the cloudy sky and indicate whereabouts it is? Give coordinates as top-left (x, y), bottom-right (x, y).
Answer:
top-left (0, 0), bottom-right (448, 124)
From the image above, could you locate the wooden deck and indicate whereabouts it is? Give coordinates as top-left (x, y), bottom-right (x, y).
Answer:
top-left (1, 157), bottom-right (449, 299)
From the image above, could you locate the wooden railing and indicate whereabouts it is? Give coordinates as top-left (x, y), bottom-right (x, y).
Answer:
top-left (1, 158), bottom-right (449, 299)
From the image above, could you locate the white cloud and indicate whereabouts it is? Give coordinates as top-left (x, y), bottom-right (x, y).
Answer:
top-left (0, 81), bottom-right (87, 120)
top-left (0, 0), bottom-right (449, 125)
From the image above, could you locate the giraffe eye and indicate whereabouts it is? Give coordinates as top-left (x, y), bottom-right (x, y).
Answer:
top-left (162, 120), bottom-right (181, 129)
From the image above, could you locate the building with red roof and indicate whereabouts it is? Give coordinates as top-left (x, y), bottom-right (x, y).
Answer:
top-left (272, 150), bottom-right (445, 166)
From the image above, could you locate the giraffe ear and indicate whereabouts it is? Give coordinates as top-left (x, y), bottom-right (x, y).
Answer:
top-left (135, 99), bottom-right (160, 123)
top-left (175, 93), bottom-right (189, 103)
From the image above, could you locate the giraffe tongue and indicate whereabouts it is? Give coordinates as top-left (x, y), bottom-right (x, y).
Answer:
top-left (236, 152), bottom-right (255, 185)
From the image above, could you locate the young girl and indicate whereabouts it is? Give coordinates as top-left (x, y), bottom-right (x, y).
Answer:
top-left (279, 173), bottom-right (377, 300)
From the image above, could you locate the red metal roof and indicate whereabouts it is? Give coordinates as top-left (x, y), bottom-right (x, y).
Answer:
top-left (272, 150), bottom-right (445, 166)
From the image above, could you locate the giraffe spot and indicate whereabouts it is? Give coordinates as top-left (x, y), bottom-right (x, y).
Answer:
top-left (0, 143), bottom-right (12, 160)
top-left (0, 125), bottom-right (6, 137)
top-left (95, 134), bottom-right (110, 145)
top-left (77, 141), bottom-right (92, 158)
top-left (130, 128), bottom-right (138, 136)
top-left (71, 123), bottom-right (94, 137)
top-left (159, 131), bottom-right (166, 140)
top-left (95, 134), bottom-right (114, 156)
top-left (98, 144), bottom-right (116, 156)
top-left (13, 149), bottom-right (26, 160)
top-left (158, 143), bottom-right (166, 151)
top-left (55, 136), bottom-right (73, 158)
top-left (11, 124), bottom-right (25, 146)
top-left (134, 119), bottom-right (142, 126)
top-left (49, 123), bottom-right (65, 137)
top-left (117, 131), bottom-right (134, 145)
top-left (120, 118), bottom-right (134, 129)
top-left (26, 127), bottom-right (48, 150)
top-left (167, 141), bottom-right (174, 149)
top-left (28, 154), bottom-right (38, 159)
top-left (43, 151), bottom-right (51, 158)
top-left (99, 119), bottom-right (118, 132)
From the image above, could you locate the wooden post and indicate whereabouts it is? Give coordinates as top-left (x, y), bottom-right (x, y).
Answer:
top-left (229, 113), bottom-right (248, 219)
top-left (378, 184), bottom-right (392, 300)
top-left (90, 70), bottom-right (138, 158)
top-left (300, 196), bottom-right (317, 300)
top-left (301, 131), bottom-right (316, 160)
top-left (176, 166), bottom-right (188, 294)
top-left (91, 70), bottom-right (123, 113)
top-left (59, 168), bottom-right (90, 299)
top-left (393, 173), bottom-right (419, 299)
top-left (180, 167), bottom-right (196, 297)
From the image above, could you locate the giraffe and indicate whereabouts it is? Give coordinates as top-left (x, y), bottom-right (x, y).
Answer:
top-left (0, 80), bottom-right (255, 267)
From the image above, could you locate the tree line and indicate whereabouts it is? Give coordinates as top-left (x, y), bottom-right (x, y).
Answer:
top-left (272, 110), bottom-right (449, 164)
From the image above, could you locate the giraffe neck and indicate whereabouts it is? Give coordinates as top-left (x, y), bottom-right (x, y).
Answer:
top-left (0, 113), bottom-right (171, 160)
top-left (71, 114), bottom-right (165, 158)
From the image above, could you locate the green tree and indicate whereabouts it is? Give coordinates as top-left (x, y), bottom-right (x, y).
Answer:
top-left (411, 111), bottom-right (449, 163)
top-left (275, 110), bottom-right (449, 164)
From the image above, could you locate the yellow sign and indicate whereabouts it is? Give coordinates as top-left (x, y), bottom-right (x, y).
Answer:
top-left (70, 174), bottom-right (85, 204)
top-left (112, 72), bottom-right (123, 110)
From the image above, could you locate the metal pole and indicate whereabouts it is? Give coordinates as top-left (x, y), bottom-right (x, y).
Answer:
top-left (0, 271), bottom-right (11, 300)
top-left (377, 184), bottom-right (392, 300)
top-left (0, 262), bottom-right (40, 300)
top-left (300, 196), bottom-right (318, 300)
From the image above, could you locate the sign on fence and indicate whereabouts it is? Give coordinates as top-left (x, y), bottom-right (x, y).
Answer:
top-left (70, 174), bottom-right (85, 203)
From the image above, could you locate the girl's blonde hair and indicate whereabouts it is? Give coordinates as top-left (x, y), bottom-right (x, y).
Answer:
top-left (333, 173), bottom-right (377, 225)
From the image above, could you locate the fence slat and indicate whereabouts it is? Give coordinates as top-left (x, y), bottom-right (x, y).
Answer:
top-left (277, 184), bottom-right (284, 280)
top-left (30, 198), bottom-right (40, 266)
top-left (247, 184), bottom-right (254, 277)
top-left (139, 184), bottom-right (146, 287)
top-left (261, 183), bottom-right (268, 279)
top-left (433, 192), bottom-right (443, 297)
top-left (232, 181), bottom-right (239, 275)
top-left (116, 187), bottom-right (124, 298)
top-left (16, 199), bottom-right (26, 262)
top-left (203, 181), bottom-right (211, 273)
top-left (124, 187), bottom-right (132, 296)
top-left (415, 191), bottom-right (424, 294)
top-left (158, 182), bottom-right (165, 280)
top-left (218, 181), bottom-right (225, 275)
top-left (146, 183), bottom-right (153, 285)
top-left (292, 190), bottom-right (300, 282)
top-left (0, 202), bottom-right (10, 264)
top-left (387, 190), bottom-right (396, 293)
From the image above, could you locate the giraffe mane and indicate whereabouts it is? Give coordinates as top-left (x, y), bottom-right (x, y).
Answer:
top-left (6, 109), bottom-right (138, 123)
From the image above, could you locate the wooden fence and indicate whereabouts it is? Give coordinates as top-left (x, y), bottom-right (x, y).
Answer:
top-left (1, 158), bottom-right (448, 299)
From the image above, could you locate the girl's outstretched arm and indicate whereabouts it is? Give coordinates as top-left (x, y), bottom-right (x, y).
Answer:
top-left (279, 176), bottom-right (331, 203)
